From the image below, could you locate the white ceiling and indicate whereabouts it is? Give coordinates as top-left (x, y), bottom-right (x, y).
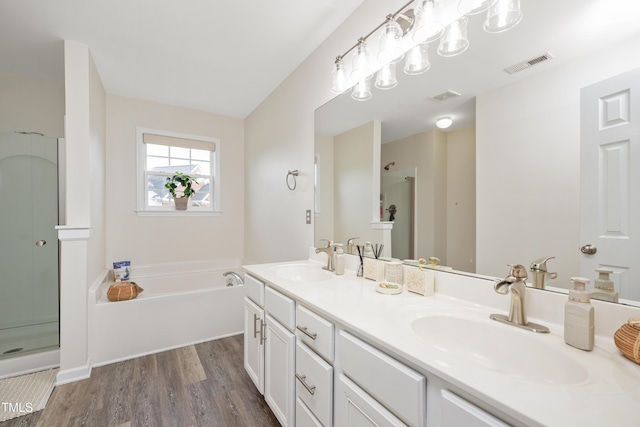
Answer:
top-left (0, 0), bottom-right (364, 118)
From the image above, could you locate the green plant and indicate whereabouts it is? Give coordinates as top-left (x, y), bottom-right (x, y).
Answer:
top-left (165, 172), bottom-right (198, 199)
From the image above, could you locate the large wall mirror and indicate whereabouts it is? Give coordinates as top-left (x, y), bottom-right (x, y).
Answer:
top-left (314, 0), bottom-right (640, 306)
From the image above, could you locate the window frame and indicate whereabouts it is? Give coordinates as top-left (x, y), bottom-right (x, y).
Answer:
top-left (136, 127), bottom-right (221, 216)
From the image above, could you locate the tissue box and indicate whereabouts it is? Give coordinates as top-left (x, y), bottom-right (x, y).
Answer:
top-left (363, 258), bottom-right (386, 281)
top-left (405, 267), bottom-right (435, 296)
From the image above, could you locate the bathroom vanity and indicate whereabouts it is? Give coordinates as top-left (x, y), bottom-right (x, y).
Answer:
top-left (243, 256), bottom-right (640, 427)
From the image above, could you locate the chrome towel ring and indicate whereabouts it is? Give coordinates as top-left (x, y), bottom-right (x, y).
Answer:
top-left (286, 170), bottom-right (299, 191)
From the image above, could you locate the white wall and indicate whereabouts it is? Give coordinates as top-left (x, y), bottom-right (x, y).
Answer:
top-left (105, 95), bottom-right (245, 266)
top-left (446, 126), bottom-right (476, 272)
top-left (245, 0), bottom-right (399, 263)
top-left (334, 121), bottom-right (382, 246)
top-left (476, 34), bottom-right (640, 284)
top-left (314, 133), bottom-right (334, 246)
top-left (0, 72), bottom-right (64, 137)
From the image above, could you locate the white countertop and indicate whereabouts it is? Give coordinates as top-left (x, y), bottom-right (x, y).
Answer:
top-left (244, 259), bottom-right (640, 427)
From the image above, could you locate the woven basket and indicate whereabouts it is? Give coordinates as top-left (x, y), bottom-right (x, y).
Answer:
top-left (107, 282), bottom-right (144, 302)
top-left (613, 317), bottom-right (640, 364)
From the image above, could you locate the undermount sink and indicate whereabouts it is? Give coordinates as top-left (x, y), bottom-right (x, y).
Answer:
top-left (411, 313), bottom-right (589, 385)
top-left (271, 264), bottom-right (333, 282)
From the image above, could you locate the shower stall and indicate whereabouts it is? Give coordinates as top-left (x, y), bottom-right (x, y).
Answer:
top-left (0, 131), bottom-right (60, 367)
top-left (381, 170), bottom-right (416, 260)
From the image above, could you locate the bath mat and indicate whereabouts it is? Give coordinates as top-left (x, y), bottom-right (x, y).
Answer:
top-left (0, 368), bottom-right (58, 422)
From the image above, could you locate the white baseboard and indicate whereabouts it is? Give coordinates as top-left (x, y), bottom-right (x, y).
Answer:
top-left (55, 358), bottom-right (91, 385)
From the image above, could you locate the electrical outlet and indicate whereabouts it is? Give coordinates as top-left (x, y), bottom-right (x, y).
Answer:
top-left (306, 209), bottom-right (311, 224)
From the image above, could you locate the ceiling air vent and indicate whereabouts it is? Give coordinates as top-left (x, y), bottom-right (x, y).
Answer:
top-left (429, 90), bottom-right (461, 102)
top-left (504, 52), bottom-right (553, 74)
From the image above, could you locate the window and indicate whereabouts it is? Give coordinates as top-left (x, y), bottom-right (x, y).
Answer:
top-left (136, 128), bottom-right (220, 215)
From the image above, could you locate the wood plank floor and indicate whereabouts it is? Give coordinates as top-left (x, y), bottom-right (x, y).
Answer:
top-left (0, 335), bottom-right (280, 427)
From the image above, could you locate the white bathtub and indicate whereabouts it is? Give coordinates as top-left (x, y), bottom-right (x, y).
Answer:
top-left (90, 261), bottom-right (246, 366)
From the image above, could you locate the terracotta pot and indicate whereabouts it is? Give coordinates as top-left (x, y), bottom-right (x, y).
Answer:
top-left (174, 197), bottom-right (189, 210)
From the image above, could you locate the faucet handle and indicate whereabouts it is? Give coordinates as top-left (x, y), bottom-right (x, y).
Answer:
top-left (530, 256), bottom-right (555, 272)
top-left (319, 239), bottom-right (334, 248)
top-left (507, 264), bottom-right (528, 280)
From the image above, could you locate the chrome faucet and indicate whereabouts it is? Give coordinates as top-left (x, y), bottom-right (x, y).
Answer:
top-left (347, 237), bottom-right (359, 255)
top-left (223, 271), bottom-right (244, 286)
top-left (529, 256), bottom-right (558, 289)
top-left (490, 264), bottom-right (549, 333)
top-left (315, 239), bottom-right (335, 271)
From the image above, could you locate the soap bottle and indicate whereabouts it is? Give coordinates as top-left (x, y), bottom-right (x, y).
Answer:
top-left (334, 243), bottom-right (345, 275)
top-left (564, 277), bottom-right (594, 351)
top-left (590, 268), bottom-right (618, 303)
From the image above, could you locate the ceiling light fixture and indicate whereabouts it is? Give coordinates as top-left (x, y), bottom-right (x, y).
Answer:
top-left (331, 0), bottom-right (523, 98)
top-left (436, 116), bottom-right (453, 129)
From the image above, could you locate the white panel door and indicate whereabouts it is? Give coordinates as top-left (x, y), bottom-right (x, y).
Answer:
top-left (580, 67), bottom-right (640, 300)
top-left (243, 297), bottom-right (264, 394)
top-left (265, 314), bottom-right (296, 427)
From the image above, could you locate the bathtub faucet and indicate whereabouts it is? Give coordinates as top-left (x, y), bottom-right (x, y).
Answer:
top-left (223, 271), bottom-right (244, 286)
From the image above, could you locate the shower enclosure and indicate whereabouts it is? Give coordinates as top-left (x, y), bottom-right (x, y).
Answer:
top-left (0, 131), bottom-right (59, 361)
top-left (382, 171), bottom-right (415, 260)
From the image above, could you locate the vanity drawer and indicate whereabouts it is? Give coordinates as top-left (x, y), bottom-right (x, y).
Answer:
top-left (339, 331), bottom-right (426, 427)
top-left (295, 305), bottom-right (334, 362)
top-left (265, 286), bottom-right (295, 331)
top-left (244, 274), bottom-right (265, 306)
top-left (296, 398), bottom-right (323, 427)
top-left (296, 342), bottom-right (333, 427)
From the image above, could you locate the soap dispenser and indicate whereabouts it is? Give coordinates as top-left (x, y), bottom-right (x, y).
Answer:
top-left (564, 277), bottom-right (594, 351)
top-left (590, 268), bottom-right (618, 303)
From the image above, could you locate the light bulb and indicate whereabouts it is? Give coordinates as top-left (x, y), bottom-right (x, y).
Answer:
top-left (413, 0), bottom-right (444, 44)
top-left (458, 0), bottom-right (497, 15)
top-left (404, 42), bottom-right (431, 75)
top-left (375, 63), bottom-right (398, 90)
top-left (484, 0), bottom-right (522, 33)
top-left (437, 17), bottom-right (469, 57)
top-left (351, 40), bottom-right (372, 81)
top-left (351, 78), bottom-right (372, 101)
top-left (436, 116), bottom-right (453, 129)
top-left (331, 59), bottom-right (350, 94)
top-left (378, 18), bottom-right (404, 65)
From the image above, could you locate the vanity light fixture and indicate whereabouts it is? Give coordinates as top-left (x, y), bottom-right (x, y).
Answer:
top-left (436, 116), bottom-right (453, 129)
top-left (331, 0), bottom-right (523, 98)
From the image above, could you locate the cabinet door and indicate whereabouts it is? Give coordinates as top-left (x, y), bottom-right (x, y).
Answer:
top-left (243, 297), bottom-right (264, 394)
top-left (440, 390), bottom-right (511, 427)
top-left (265, 314), bottom-right (296, 426)
top-left (336, 374), bottom-right (408, 427)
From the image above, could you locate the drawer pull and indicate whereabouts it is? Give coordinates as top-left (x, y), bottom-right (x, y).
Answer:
top-left (260, 320), bottom-right (266, 344)
top-left (296, 325), bottom-right (318, 340)
top-left (253, 313), bottom-right (260, 338)
top-left (295, 373), bottom-right (316, 395)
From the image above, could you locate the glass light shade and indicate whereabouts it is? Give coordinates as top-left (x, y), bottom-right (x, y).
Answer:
top-left (458, 0), bottom-right (497, 15)
top-left (331, 60), bottom-right (350, 94)
top-left (413, 0), bottom-right (444, 44)
top-left (378, 19), bottom-right (404, 65)
top-left (375, 63), bottom-right (398, 90)
top-left (351, 41), bottom-right (372, 81)
top-left (436, 116), bottom-right (453, 129)
top-left (484, 0), bottom-right (522, 33)
top-left (437, 17), bottom-right (469, 57)
top-left (351, 78), bottom-right (372, 101)
top-left (404, 43), bottom-right (431, 75)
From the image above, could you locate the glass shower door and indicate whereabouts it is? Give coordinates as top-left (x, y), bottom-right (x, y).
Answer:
top-left (0, 131), bottom-right (59, 359)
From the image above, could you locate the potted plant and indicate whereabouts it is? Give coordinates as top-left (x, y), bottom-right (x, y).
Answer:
top-left (165, 172), bottom-right (198, 210)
